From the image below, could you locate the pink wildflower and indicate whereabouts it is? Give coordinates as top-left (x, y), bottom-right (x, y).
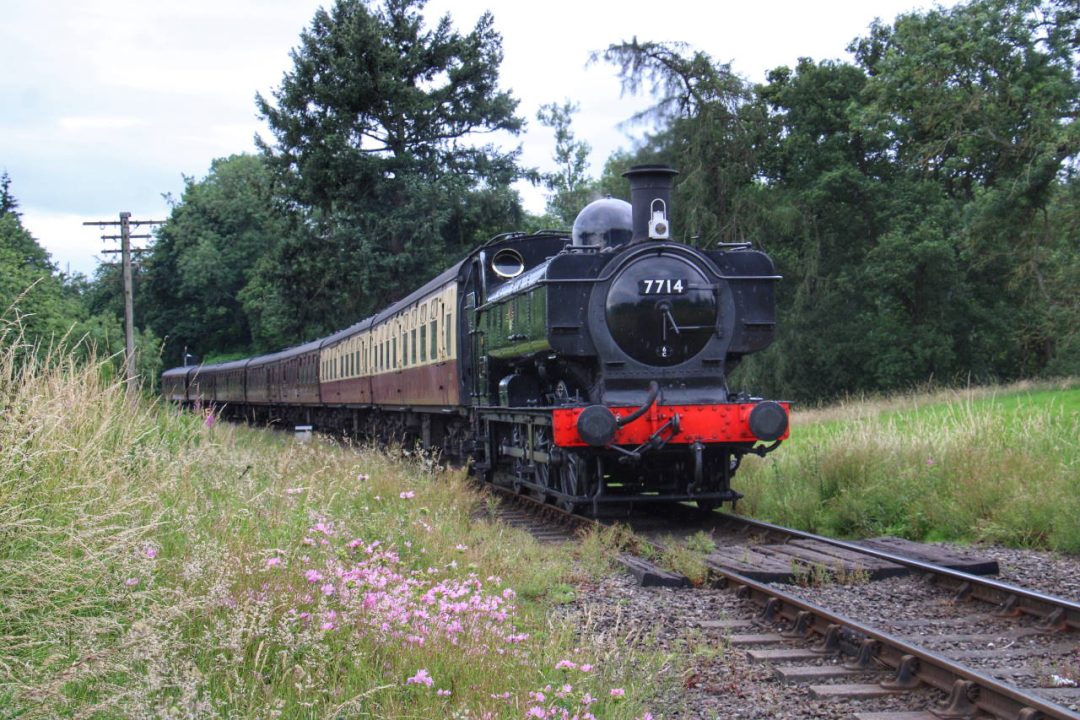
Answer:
top-left (204, 413), bottom-right (216, 428)
top-left (579, 663), bottom-right (593, 672)
top-left (527, 708), bottom-right (546, 719)
top-left (285, 487), bottom-right (305, 495)
top-left (455, 543), bottom-right (468, 551)
top-left (266, 557), bottom-right (282, 568)
top-left (927, 457), bottom-right (936, 466)
top-left (529, 691), bottom-right (546, 703)
top-left (437, 689), bottom-right (452, 697)
top-left (555, 660), bottom-right (577, 670)
top-left (582, 692), bottom-right (596, 706)
top-left (321, 583), bottom-right (335, 596)
top-left (400, 490), bottom-right (415, 499)
top-left (124, 577), bottom-right (139, 587)
top-left (305, 569), bottom-right (323, 583)
top-left (357, 473), bottom-right (370, 481)
top-left (143, 546), bottom-right (157, 559)
top-left (610, 688), bottom-right (625, 698)
top-left (407, 668), bottom-right (434, 687)
top-left (502, 588), bottom-right (516, 600)
top-left (321, 621), bottom-right (335, 631)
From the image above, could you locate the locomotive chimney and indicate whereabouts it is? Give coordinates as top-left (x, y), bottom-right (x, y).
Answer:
top-left (622, 164), bottom-right (679, 243)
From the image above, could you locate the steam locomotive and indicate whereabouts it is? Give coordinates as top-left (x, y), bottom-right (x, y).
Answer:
top-left (162, 165), bottom-right (789, 513)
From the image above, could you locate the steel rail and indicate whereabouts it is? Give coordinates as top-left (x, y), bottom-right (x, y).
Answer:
top-left (714, 565), bottom-right (1080, 720)
top-left (475, 489), bottom-right (1079, 717)
top-left (716, 512), bottom-right (1080, 631)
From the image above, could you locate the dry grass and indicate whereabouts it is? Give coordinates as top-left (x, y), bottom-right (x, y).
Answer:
top-left (0, 325), bottom-right (661, 718)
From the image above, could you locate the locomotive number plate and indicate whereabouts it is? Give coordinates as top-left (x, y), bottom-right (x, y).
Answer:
top-left (638, 278), bottom-right (688, 295)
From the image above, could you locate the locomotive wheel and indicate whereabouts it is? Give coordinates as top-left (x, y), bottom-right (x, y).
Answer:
top-left (556, 452), bottom-right (587, 513)
top-left (530, 428), bottom-right (555, 502)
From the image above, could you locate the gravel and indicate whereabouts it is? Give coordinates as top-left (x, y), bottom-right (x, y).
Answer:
top-left (559, 542), bottom-right (1080, 718)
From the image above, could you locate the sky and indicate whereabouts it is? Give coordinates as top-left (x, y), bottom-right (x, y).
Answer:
top-left (0, 0), bottom-right (956, 277)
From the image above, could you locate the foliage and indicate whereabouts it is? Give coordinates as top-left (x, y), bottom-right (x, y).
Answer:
top-left (595, 40), bottom-right (763, 245)
top-left (601, 0), bottom-right (1079, 401)
top-left (0, 173), bottom-right (160, 385)
top-left (142, 154), bottom-right (286, 361)
top-left (252, 0), bottom-right (526, 341)
top-left (536, 100), bottom-right (598, 227)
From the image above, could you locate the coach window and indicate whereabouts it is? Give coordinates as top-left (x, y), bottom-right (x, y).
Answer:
top-left (411, 328), bottom-right (418, 364)
top-left (419, 325), bottom-right (426, 362)
top-left (445, 311), bottom-right (453, 357)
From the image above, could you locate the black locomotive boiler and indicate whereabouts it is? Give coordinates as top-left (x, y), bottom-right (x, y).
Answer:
top-left (163, 165), bottom-right (789, 513)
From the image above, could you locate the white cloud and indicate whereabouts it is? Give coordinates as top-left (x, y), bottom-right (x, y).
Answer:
top-left (58, 116), bottom-right (147, 132)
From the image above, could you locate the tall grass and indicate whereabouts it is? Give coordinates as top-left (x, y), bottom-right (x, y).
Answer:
top-left (739, 381), bottom-right (1080, 552)
top-left (0, 326), bottom-right (659, 718)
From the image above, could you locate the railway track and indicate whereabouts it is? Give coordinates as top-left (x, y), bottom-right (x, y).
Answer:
top-left (480, 489), bottom-right (1080, 719)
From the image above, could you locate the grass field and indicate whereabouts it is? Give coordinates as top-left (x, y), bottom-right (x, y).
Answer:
top-left (0, 332), bottom-right (659, 719)
top-left (738, 380), bottom-right (1080, 552)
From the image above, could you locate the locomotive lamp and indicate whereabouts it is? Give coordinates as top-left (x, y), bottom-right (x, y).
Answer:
top-left (623, 164), bottom-right (679, 243)
top-left (648, 199), bottom-right (670, 240)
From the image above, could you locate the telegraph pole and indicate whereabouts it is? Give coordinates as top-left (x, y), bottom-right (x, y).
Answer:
top-left (84, 212), bottom-right (164, 391)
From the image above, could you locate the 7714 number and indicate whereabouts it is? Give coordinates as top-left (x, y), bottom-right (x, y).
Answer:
top-left (639, 278), bottom-right (687, 295)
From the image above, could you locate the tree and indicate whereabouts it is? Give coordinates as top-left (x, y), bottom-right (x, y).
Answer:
top-left (1, 172), bottom-right (20, 216)
top-left (536, 100), bottom-right (596, 226)
top-left (0, 174), bottom-right (79, 344)
top-left (600, 0), bottom-right (1078, 401)
top-left (142, 154), bottom-right (287, 362)
top-left (851, 0), bottom-right (1080, 376)
top-left (0, 174), bottom-right (158, 384)
top-left (596, 40), bottom-right (764, 245)
top-left (253, 0), bottom-right (526, 339)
